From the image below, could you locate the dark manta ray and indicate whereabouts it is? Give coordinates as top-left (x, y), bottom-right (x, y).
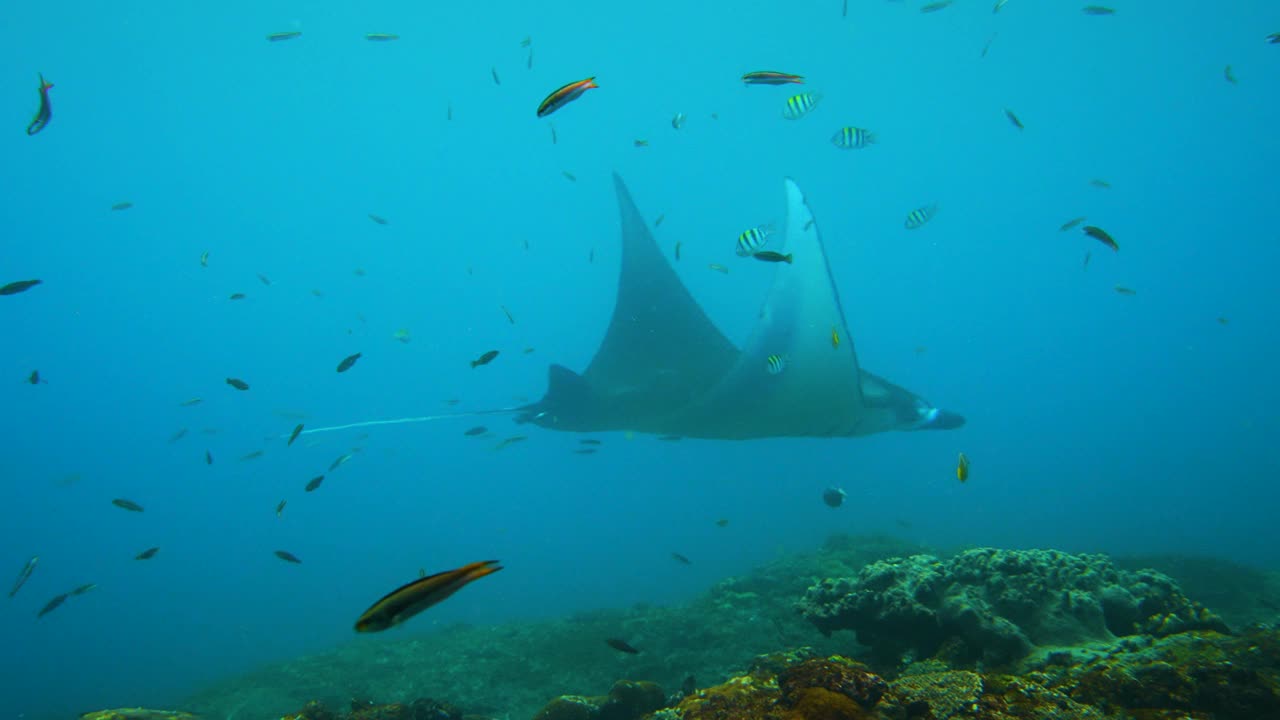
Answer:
top-left (515, 173), bottom-right (964, 439)
top-left (298, 174), bottom-right (962, 441)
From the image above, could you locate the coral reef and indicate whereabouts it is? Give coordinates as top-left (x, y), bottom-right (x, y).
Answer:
top-left (798, 548), bottom-right (1229, 665)
top-left (531, 680), bottom-right (666, 720)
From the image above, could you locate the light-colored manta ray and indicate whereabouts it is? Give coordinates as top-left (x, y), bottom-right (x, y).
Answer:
top-left (514, 173), bottom-right (964, 439)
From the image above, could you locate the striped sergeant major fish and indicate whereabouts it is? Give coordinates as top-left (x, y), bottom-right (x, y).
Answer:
top-left (904, 204), bottom-right (938, 230)
top-left (736, 225), bottom-right (773, 257)
top-left (765, 354), bottom-right (788, 375)
top-left (782, 92), bottom-right (821, 120)
top-left (831, 127), bottom-right (877, 149)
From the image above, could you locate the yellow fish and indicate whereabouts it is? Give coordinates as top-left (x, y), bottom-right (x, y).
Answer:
top-left (957, 452), bottom-right (970, 482)
top-left (831, 326), bottom-right (840, 349)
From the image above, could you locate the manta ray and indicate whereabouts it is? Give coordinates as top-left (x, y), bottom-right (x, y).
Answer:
top-left (514, 173), bottom-right (964, 439)
top-left (301, 174), bottom-right (963, 442)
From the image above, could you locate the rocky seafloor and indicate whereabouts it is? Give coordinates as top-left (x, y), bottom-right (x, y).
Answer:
top-left (150, 535), bottom-right (1280, 720)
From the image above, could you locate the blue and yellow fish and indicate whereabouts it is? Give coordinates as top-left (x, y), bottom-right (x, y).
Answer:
top-left (782, 92), bottom-right (821, 120)
top-left (831, 127), bottom-right (876, 149)
top-left (904, 204), bottom-right (938, 230)
top-left (736, 225), bottom-right (773, 256)
top-left (765, 354), bottom-right (788, 375)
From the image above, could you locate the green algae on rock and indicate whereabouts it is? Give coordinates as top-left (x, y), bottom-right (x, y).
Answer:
top-left (798, 548), bottom-right (1229, 665)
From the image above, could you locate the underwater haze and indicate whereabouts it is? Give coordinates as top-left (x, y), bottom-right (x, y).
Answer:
top-left (3, 1), bottom-right (1279, 719)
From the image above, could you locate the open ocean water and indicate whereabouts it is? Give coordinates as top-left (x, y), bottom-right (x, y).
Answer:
top-left (3, 2), bottom-right (1279, 719)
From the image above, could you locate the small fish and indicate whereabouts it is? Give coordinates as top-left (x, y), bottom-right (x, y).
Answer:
top-left (573, 448), bottom-right (598, 455)
top-left (915, 346), bottom-right (929, 354)
top-left (823, 487), bottom-right (847, 508)
top-left (972, 31), bottom-right (995, 56)
top-left (1082, 225), bottom-right (1119, 251)
top-left (256, 273), bottom-right (272, 286)
top-left (471, 350), bottom-right (500, 368)
top-left (229, 293), bottom-right (246, 300)
top-left (589, 248), bottom-right (595, 263)
top-left (1083, 251), bottom-right (1092, 269)
top-left (26, 74), bottom-right (53, 136)
top-left (239, 450), bottom-right (264, 461)
top-left (179, 397), bottom-right (202, 407)
top-left (831, 127), bottom-right (877, 149)
top-left (606, 638), bottom-right (640, 654)
top-left (1224, 65), bottom-right (1237, 85)
top-left (782, 92), bottom-right (821, 120)
top-left (447, 103), bottom-right (453, 121)
top-left (205, 450), bottom-right (213, 465)
top-left (111, 201), bottom-right (134, 211)
top-left (579, 439), bottom-right (602, 445)
top-left (392, 328), bottom-right (411, 343)
top-left (494, 435), bottom-right (527, 451)
top-left (708, 263), bottom-right (729, 274)
top-left (527, 48), bottom-right (533, 69)
top-left (993, 0), bottom-right (1010, 11)
top-left (957, 452), bottom-right (970, 482)
top-left (276, 500), bottom-right (286, 517)
top-left (550, 123), bottom-right (558, 144)
top-left (9, 556), bottom-right (37, 598)
top-left (288, 424), bottom-right (304, 446)
top-left (674, 241), bottom-right (682, 261)
top-left (921, 0), bottom-right (953, 12)
top-left (267, 31), bottom-right (302, 41)
top-left (37, 593), bottom-right (68, 619)
top-left (368, 213), bottom-right (389, 225)
top-left (671, 552), bottom-right (692, 565)
top-left (135, 547), bottom-right (159, 560)
top-left (0, 279), bottom-right (42, 296)
top-left (27, 370), bottom-right (47, 385)
top-left (562, 170), bottom-right (577, 182)
top-left (1081, 6), bottom-right (1115, 15)
top-left (754, 251), bottom-right (793, 264)
top-left (1059, 216), bottom-right (1087, 232)
top-left (904, 204), bottom-right (938, 230)
top-left (736, 225), bottom-right (773, 256)
top-left (274, 550), bottom-right (302, 564)
top-left (1114, 285), bottom-right (1137, 296)
top-left (354, 268), bottom-right (367, 276)
top-left (71, 583), bottom-right (96, 596)
top-left (200, 251), bottom-right (209, 267)
top-left (1217, 316), bottom-right (1230, 326)
top-left (336, 352), bottom-right (362, 373)
top-left (1268, 33), bottom-right (1280, 44)
top-left (521, 36), bottom-right (532, 48)
top-left (464, 426), bottom-right (488, 437)
top-left (112, 498), bottom-right (144, 513)
top-left (1004, 108), bottom-right (1024, 130)
top-left (491, 66), bottom-right (501, 85)
top-left (655, 214), bottom-right (665, 227)
top-left (354, 560), bottom-right (503, 632)
top-left (522, 347), bottom-right (536, 354)
top-left (537, 77), bottom-right (598, 117)
top-left (168, 428), bottom-right (188, 444)
top-left (305, 475), bottom-right (324, 492)
top-left (365, 33), bottom-right (399, 41)
top-left (1089, 178), bottom-right (1112, 189)
top-left (765, 354), bottom-right (788, 375)
top-left (742, 71), bottom-right (804, 85)
top-left (715, 518), bottom-right (729, 527)
top-left (226, 378), bottom-right (250, 391)
top-left (671, 112), bottom-right (686, 129)
top-left (500, 305), bottom-right (515, 324)
top-left (329, 453), bottom-right (353, 471)
top-left (831, 327), bottom-right (841, 349)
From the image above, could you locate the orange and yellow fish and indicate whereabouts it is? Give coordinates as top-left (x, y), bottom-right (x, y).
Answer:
top-left (831, 326), bottom-right (841, 349)
top-left (956, 452), bottom-right (970, 482)
top-left (355, 560), bottom-right (503, 632)
top-left (537, 77), bottom-right (598, 117)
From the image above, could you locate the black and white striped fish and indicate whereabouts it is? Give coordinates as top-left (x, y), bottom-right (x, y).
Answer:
top-left (831, 127), bottom-right (877, 149)
top-left (736, 225), bottom-right (773, 256)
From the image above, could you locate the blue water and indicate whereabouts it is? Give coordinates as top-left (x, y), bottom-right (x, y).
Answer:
top-left (3, 1), bottom-right (1278, 718)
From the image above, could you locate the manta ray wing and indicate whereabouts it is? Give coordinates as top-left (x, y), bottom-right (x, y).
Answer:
top-left (522, 174), bottom-right (742, 432)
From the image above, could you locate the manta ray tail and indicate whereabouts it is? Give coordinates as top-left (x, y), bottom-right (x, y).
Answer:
top-left (296, 407), bottom-right (525, 438)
